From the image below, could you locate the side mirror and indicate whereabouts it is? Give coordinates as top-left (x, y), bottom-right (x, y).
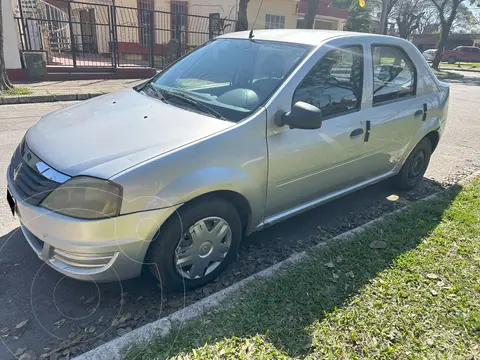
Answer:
top-left (275, 101), bottom-right (323, 130)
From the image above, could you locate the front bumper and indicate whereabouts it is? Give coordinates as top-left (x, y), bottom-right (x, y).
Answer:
top-left (7, 168), bottom-right (177, 282)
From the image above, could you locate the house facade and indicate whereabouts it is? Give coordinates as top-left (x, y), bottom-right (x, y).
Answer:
top-left (296, 0), bottom-right (349, 31)
top-left (5, 0), bottom-right (349, 79)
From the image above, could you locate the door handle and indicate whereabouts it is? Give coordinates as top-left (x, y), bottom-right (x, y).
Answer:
top-left (350, 128), bottom-right (364, 138)
top-left (414, 109), bottom-right (424, 117)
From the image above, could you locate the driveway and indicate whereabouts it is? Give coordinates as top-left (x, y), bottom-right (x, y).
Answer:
top-left (1, 77), bottom-right (480, 360)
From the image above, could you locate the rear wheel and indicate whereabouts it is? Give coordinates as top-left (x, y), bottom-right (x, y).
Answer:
top-left (394, 137), bottom-right (432, 190)
top-left (146, 197), bottom-right (242, 291)
top-left (448, 56), bottom-right (457, 64)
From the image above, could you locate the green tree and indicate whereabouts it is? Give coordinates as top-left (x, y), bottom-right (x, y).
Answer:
top-left (345, 1), bottom-right (374, 32)
top-left (390, 0), bottom-right (429, 38)
top-left (430, 0), bottom-right (477, 70)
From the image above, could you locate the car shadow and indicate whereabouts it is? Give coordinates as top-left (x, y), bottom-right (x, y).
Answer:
top-left (444, 74), bottom-right (480, 86)
top-left (134, 183), bottom-right (463, 358)
top-left (0, 176), bottom-right (450, 359)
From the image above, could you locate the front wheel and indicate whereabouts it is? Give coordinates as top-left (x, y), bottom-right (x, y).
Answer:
top-left (145, 197), bottom-right (242, 291)
top-left (394, 137), bottom-right (432, 190)
top-left (448, 56), bottom-right (457, 64)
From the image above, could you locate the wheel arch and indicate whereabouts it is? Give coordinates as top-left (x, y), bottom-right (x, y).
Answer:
top-left (425, 130), bottom-right (440, 152)
top-left (176, 190), bottom-right (253, 237)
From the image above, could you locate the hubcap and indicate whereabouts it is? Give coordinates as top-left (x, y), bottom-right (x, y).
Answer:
top-left (174, 217), bottom-right (232, 280)
top-left (408, 150), bottom-right (426, 181)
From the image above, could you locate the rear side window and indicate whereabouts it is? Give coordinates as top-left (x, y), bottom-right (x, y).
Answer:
top-left (293, 46), bottom-right (363, 119)
top-left (372, 45), bottom-right (416, 105)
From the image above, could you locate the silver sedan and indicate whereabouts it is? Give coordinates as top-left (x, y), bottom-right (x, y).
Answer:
top-left (6, 30), bottom-right (449, 290)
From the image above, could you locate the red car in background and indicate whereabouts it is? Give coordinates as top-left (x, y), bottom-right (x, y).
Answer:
top-left (442, 46), bottom-right (480, 64)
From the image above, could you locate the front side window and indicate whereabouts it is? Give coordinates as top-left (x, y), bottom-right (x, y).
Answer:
top-left (372, 45), bottom-right (416, 105)
top-left (265, 14), bottom-right (285, 29)
top-left (293, 46), bottom-right (363, 119)
top-left (148, 39), bottom-right (312, 122)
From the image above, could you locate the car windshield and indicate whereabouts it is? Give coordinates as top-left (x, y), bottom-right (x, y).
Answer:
top-left (145, 38), bottom-right (313, 122)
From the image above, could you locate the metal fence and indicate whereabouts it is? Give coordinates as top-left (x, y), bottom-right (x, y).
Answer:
top-left (14, 0), bottom-right (236, 69)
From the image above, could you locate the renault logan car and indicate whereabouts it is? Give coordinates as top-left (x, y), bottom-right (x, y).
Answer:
top-left (6, 30), bottom-right (449, 290)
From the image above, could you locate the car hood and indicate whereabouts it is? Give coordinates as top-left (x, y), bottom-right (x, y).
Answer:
top-left (26, 89), bottom-right (232, 178)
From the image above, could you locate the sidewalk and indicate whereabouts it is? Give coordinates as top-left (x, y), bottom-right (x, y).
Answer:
top-left (1, 79), bottom-right (145, 105)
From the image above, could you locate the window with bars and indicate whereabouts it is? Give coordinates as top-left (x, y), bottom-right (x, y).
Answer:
top-left (265, 14), bottom-right (285, 29)
top-left (139, 0), bottom-right (153, 46)
top-left (171, 1), bottom-right (187, 43)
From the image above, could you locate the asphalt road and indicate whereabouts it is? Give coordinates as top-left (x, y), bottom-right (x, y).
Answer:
top-left (1, 76), bottom-right (480, 359)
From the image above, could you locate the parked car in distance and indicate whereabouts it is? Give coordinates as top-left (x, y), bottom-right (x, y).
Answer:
top-left (443, 46), bottom-right (480, 64)
top-left (6, 30), bottom-right (450, 291)
top-left (422, 48), bottom-right (437, 62)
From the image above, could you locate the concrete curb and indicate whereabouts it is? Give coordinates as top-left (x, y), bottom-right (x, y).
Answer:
top-left (73, 171), bottom-right (480, 360)
top-left (0, 92), bottom-right (106, 105)
top-left (439, 67), bottom-right (480, 74)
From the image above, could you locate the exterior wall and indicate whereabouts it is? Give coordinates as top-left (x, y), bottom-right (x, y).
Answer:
top-left (113, 0), bottom-right (239, 54)
top-left (2, 0), bottom-right (22, 69)
top-left (314, 15), bottom-right (345, 31)
top-left (248, 0), bottom-right (297, 30)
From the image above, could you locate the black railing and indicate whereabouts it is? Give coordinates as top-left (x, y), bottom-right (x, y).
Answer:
top-left (14, 0), bottom-right (236, 69)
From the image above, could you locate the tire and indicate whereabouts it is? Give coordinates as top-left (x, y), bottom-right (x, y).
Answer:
top-left (145, 197), bottom-right (242, 291)
top-left (448, 56), bottom-right (457, 64)
top-left (394, 137), bottom-right (432, 190)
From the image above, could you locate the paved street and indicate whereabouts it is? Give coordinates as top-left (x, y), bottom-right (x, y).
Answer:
top-left (1, 77), bottom-right (480, 359)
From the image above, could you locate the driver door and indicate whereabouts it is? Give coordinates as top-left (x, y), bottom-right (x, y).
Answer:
top-left (265, 44), bottom-right (369, 218)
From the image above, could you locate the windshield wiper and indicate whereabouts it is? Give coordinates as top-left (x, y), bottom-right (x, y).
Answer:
top-left (142, 83), bottom-right (168, 103)
top-left (162, 90), bottom-right (225, 120)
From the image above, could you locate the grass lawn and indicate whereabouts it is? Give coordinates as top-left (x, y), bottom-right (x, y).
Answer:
top-left (0, 87), bottom-right (32, 97)
top-left (125, 179), bottom-right (480, 360)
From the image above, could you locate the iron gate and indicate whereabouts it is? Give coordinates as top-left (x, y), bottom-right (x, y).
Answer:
top-left (14, 0), bottom-right (236, 69)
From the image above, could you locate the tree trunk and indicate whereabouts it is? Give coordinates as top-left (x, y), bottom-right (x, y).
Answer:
top-left (235, 0), bottom-right (250, 31)
top-left (303, 0), bottom-right (319, 29)
top-left (397, 15), bottom-right (409, 39)
top-left (0, 0), bottom-right (13, 92)
top-left (431, 0), bottom-right (462, 70)
top-left (378, 0), bottom-right (389, 34)
top-left (432, 24), bottom-right (450, 70)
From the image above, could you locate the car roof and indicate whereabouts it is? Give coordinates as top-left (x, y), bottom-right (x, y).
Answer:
top-left (217, 29), bottom-right (398, 46)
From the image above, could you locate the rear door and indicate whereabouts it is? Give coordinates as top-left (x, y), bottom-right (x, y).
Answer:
top-left (359, 43), bottom-right (425, 177)
top-left (471, 47), bottom-right (480, 62)
top-left (458, 47), bottom-right (471, 62)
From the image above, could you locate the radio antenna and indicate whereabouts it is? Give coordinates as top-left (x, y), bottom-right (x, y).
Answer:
top-left (249, 0), bottom-right (265, 39)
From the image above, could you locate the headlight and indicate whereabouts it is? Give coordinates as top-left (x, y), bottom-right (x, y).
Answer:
top-left (41, 176), bottom-right (123, 219)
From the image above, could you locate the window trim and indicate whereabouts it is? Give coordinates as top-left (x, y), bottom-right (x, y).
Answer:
top-left (292, 45), bottom-right (364, 121)
top-left (371, 44), bottom-right (418, 107)
top-left (265, 14), bottom-right (286, 29)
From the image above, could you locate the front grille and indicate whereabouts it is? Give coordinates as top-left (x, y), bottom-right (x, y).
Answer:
top-left (9, 144), bottom-right (61, 206)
